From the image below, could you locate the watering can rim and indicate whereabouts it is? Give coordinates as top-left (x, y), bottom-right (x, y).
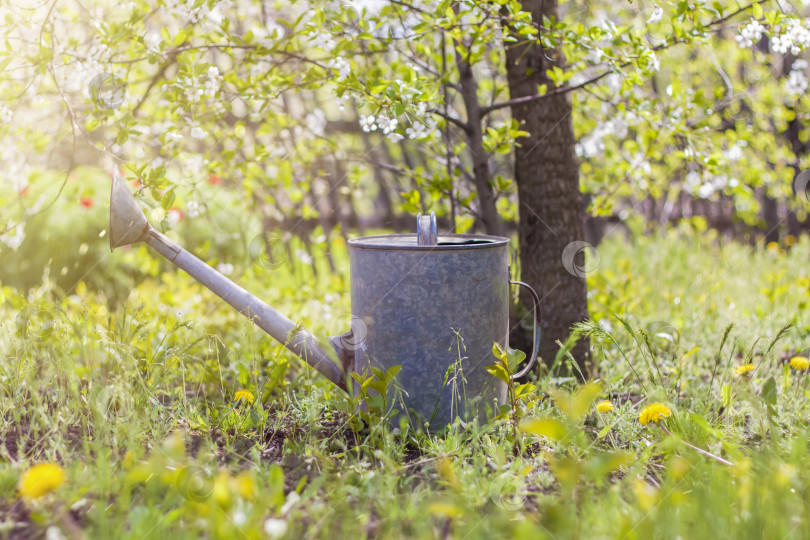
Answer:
top-left (348, 233), bottom-right (509, 250)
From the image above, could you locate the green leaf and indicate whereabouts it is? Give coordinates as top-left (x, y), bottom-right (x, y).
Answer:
top-left (486, 363), bottom-right (510, 384)
top-left (721, 383), bottom-right (732, 408)
top-left (505, 347), bottom-right (526, 373)
top-left (549, 382), bottom-right (603, 422)
top-left (689, 412), bottom-right (721, 437)
top-left (160, 189), bottom-right (175, 211)
top-left (761, 376), bottom-right (777, 406)
top-left (519, 417), bottom-right (567, 440)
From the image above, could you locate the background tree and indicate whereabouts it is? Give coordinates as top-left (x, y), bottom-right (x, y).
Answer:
top-left (1, 0), bottom-right (809, 374)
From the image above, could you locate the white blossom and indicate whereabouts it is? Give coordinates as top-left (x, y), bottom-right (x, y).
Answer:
top-left (306, 109), bottom-right (326, 137)
top-left (360, 115), bottom-right (377, 132)
top-left (648, 51), bottom-right (660, 72)
top-left (735, 20), bottom-right (764, 48)
top-left (204, 66), bottom-right (221, 98)
top-left (406, 122), bottom-right (429, 140)
top-left (217, 262), bottom-right (234, 275)
top-left (308, 31), bottom-right (336, 51)
top-left (185, 85), bottom-right (204, 103)
top-left (45, 526), bottom-right (66, 540)
top-left (697, 183), bottom-right (715, 198)
top-left (629, 153), bottom-right (652, 178)
top-left (264, 518), bottom-right (287, 539)
top-left (376, 116), bottom-right (398, 135)
top-left (585, 48), bottom-right (605, 64)
top-left (327, 56), bottom-right (351, 81)
top-left (168, 208), bottom-right (183, 224)
top-left (724, 143), bottom-right (744, 162)
top-left (207, 5), bottom-right (225, 25)
top-left (647, 5), bottom-right (663, 25)
top-left (190, 126), bottom-right (208, 139)
top-left (344, 0), bottom-right (387, 16)
top-left (786, 69), bottom-right (808, 95)
top-left (295, 249), bottom-right (313, 264)
top-left (605, 73), bottom-right (622, 94)
top-left (771, 18), bottom-right (810, 55)
top-left (164, 0), bottom-right (208, 23)
top-left (0, 221), bottom-right (25, 250)
top-left (0, 105), bottom-right (12, 124)
top-left (186, 200), bottom-right (203, 218)
top-left (387, 131), bottom-right (404, 143)
top-left (144, 31), bottom-right (161, 53)
top-left (575, 116), bottom-right (629, 158)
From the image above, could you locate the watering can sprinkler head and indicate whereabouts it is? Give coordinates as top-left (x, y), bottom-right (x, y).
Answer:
top-left (109, 168), bottom-right (150, 250)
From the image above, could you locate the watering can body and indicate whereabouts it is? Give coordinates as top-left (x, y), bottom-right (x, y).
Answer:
top-left (348, 234), bottom-right (512, 427)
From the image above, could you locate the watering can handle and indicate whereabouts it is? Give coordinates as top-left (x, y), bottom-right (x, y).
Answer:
top-left (508, 280), bottom-right (541, 379)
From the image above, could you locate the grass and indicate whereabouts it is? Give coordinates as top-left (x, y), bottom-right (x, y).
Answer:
top-left (2, 223), bottom-right (810, 539)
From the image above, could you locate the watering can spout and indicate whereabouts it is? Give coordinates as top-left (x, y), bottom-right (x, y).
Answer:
top-left (110, 169), bottom-right (150, 250)
top-left (108, 169), bottom-right (350, 391)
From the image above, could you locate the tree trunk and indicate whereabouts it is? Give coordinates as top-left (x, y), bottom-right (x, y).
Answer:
top-left (503, 0), bottom-right (591, 375)
top-left (453, 4), bottom-right (502, 236)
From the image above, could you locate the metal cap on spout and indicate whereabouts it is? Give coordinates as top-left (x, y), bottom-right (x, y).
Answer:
top-left (110, 168), bottom-right (150, 250)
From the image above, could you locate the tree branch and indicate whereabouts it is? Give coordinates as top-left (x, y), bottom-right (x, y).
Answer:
top-left (482, 0), bottom-right (772, 116)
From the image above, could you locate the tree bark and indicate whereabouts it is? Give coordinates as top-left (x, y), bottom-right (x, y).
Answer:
top-left (502, 0), bottom-right (591, 374)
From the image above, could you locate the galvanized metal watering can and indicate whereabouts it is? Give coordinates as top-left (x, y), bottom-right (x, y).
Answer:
top-left (109, 170), bottom-right (539, 428)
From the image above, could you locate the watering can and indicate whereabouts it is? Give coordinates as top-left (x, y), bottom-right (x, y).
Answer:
top-left (109, 170), bottom-right (539, 428)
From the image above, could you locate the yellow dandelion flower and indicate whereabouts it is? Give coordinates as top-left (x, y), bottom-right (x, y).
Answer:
top-left (596, 400), bottom-right (614, 413)
top-left (18, 463), bottom-right (65, 499)
top-left (734, 364), bottom-right (755, 375)
top-left (766, 241), bottom-right (779, 252)
top-left (234, 390), bottom-right (255, 404)
top-left (790, 356), bottom-right (810, 371)
top-left (638, 403), bottom-right (672, 425)
top-left (785, 235), bottom-right (797, 247)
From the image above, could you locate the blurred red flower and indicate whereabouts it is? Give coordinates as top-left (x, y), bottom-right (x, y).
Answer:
top-left (168, 207), bottom-right (184, 223)
top-left (80, 197), bottom-right (94, 208)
